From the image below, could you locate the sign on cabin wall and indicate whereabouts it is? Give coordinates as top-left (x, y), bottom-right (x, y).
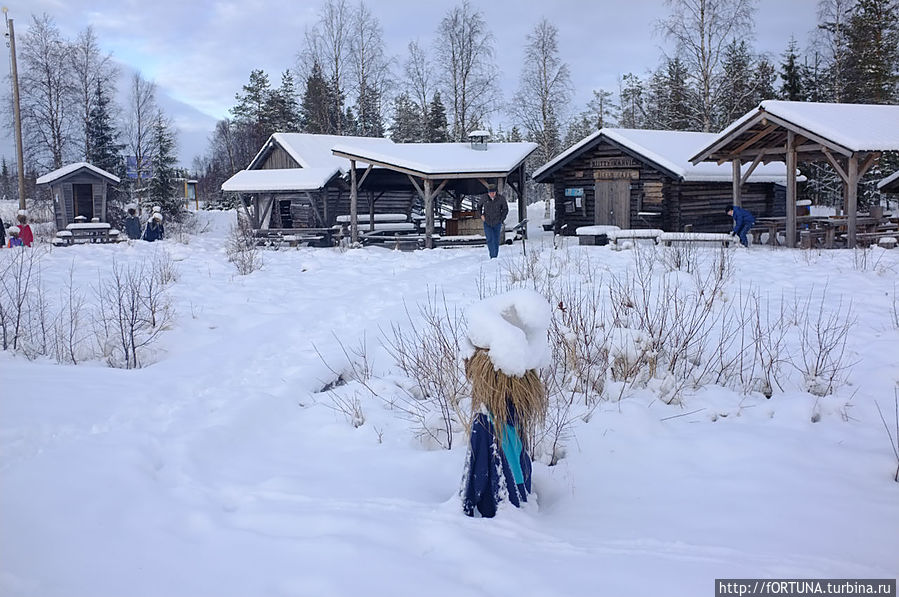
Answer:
top-left (564, 188), bottom-right (584, 197)
top-left (589, 157), bottom-right (639, 169)
top-left (593, 169), bottom-right (640, 180)
top-left (643, 181), bottom-right (664, 205)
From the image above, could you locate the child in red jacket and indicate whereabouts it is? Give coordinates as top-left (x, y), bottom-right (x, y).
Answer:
top-left (16, 213), bottom-right (33, 247)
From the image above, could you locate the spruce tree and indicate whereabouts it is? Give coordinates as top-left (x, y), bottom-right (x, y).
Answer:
top-left (618, 73), bottom-right (645, 129)
top-left (86, 81), bottom-right (124, 176)
top-left (780, 37), bottom-right (805, 100)
top-left (426, 93), bottom-right (449, 142)
top-left (148, 115), bottom-right (180, 219)
top-left (844, 0), bottom-right (899, 103)
top-left (390, 93), bottom-right (423, 142)
top-left (300, 61), bottom-right (331, 134)
top-left (268, 70), bottom-right (301, 132)
top-left (717, 39), bottom-right (755, 128)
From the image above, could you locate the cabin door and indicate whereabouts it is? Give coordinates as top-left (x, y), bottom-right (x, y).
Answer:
top-left (594, 180), bottom-right (630, 228)
top-left (73, 184), bottom-right (94, 220)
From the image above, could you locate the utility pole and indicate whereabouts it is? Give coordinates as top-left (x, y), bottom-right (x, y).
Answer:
top-left (3, 8), bottom-right (27, 211)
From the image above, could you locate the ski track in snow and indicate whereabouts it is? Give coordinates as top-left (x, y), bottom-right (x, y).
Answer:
top-left (1, 210), bottom-right (898, 597)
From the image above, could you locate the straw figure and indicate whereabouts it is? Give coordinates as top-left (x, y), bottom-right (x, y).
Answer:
top-left (460, 289), bottom-right (551, 518)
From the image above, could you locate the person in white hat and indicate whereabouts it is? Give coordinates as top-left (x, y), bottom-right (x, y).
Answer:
top-left (142, 212), bottom-right (165, 242)
top-left (6, 225), bottom-right (23, 248)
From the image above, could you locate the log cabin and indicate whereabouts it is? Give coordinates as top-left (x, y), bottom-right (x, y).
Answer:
top-left (36, 163), bottom-right (121, 229)
top-left (533, 128), bottom-right (792, 235)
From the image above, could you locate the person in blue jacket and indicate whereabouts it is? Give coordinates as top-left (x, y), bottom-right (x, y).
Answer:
top-left (461, 348), bottom-right (545, 518)
top-left (142, 212), bottom-right (164, 242)
top-left (124, 207), bottom-right (142, 240)
top-left (726, 205), bottom-right (755, 247)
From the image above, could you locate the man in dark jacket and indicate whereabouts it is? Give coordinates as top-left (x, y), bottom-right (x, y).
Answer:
top-left (479, 183), bottom-right (508, 259)
top-left (727, 205), bottom-right (755, 247)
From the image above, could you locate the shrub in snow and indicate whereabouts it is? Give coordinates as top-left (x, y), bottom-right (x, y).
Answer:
top-left (381, 289), bottom-right (471, 449)
top-left (226, 222), bottom-right (263, 275)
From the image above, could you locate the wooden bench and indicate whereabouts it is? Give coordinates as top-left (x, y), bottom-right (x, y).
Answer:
top-left (575, 225), bottom-right (620, 246)
top-left (253, 228), bottom-right (332, 248)
top-left (659, 232), bottom-right (734, 247)
top-left (851, 231), bottom-right (899, 248)
top-left (607, 229), bottom-right (664, 246)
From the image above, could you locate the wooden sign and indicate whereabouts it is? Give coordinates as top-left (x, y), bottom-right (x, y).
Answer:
top-left (643, 181), bottom-right (664, 205)
top-left (590, 157), bottom-right (638, 169)
top-left (594, 169), bottom-right (640, 180)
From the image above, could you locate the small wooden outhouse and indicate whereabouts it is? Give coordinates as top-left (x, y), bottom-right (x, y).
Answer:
top-left (36, 162), bottom-right (121, 229)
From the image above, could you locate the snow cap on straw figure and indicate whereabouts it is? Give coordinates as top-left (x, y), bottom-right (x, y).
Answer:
top-left (460, 288), bottom-right (552, 518)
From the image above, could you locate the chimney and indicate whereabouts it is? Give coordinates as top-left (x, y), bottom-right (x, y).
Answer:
top-left (468, 130), bottom-right (489, 151)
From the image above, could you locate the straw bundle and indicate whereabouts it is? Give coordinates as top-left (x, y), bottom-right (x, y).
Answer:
top-left (464, 347), bottom-right (547, 445)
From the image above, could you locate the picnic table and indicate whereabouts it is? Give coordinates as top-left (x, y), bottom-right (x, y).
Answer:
top-left (53, 222), bottom-right (122, 246)
top-left (754, 215), bottom-right (888, 248)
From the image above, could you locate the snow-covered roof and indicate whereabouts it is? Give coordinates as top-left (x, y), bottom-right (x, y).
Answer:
top-left (331, 141), bottom-right (538, 176)
top-left (692, 101), bottom-right (899, 164)
top-left (878, 170), bottom-right (899, 191)
top-left (248, 133), bottom-right (395, 172)
top-left (221, 167), bottom-right (341, 192)
top-left (36, 162), bottom-right (121, 185)
top-left (534, 128), bottom-right (792, 183)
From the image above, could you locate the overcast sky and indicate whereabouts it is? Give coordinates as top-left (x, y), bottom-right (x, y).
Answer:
top-left (2, 0), bottom-right (820, 166)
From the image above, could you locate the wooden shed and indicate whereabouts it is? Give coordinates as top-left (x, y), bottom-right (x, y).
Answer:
top-left (533, 128), bottom-right (790, 235)
top-left (36, 162), bottom-right (121, 229)
top-left (221, 133), bottom-right (418, 235)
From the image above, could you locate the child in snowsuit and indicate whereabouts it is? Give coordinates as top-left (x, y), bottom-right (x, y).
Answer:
top-left (16, 213), bottom-right (33, 247)
top-left (7, 225), bottom-right (23, 248)
top-left (726, 205), bottom-right (755, 247)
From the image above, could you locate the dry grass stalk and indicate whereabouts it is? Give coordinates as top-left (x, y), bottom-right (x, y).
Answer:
top-left (464, 348), bottom-right (547, 445)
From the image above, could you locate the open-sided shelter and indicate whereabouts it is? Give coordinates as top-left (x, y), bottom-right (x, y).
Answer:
top-left (331, 137), bottom-right (537, 248)
top-left (36, 162), bottom-right (121, 229)
top-left (690, 100), bottom-right (899, 248)
top-left (533, 128), bottom-right (791, 235)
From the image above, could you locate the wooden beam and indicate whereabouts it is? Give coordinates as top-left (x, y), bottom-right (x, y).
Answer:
top-left (822, 147), bottom-right (849, 183)
top-left (732, 159), bottom-right (742, 206)
top-left (518, 163), bottom-right (527, 239)
top-left (357, 163), bottom-right (374, 187)
top-left (731, 124), bottom-right (778, 155)
top-left (740, 154), bottom-right (764, 186)
top-left (303, 191), bottom-right (326, 227)
top-left (259, 194), bottom-right (275, 229)
top-left (406, 174), bottom-right (424, 199)
top-left (350, 160), bottom-right (359, 244)
top-left (847, 155), bottom-right (858, 248)
top-left (424, 178), bottom-right (434, 249)
top-left (857, 152), bottom-right (880, 178)
top-left (786, 131), bottom-right (797, 248)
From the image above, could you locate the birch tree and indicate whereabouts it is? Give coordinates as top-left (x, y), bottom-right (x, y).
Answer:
top-left (125, 73), bottom-right (158, 196)
top-left (70, 26), bottom-right (119, 162)
top-left (349, 1), bottom-right (390, 137)
top-left (19, 13), bottom-right (75, 169)
top-left (434, 0), bottom-right (499, 141)
top-left (301, 0), bottom-right (353, 134)
top-left (658, 0), bottom-right (756, 131)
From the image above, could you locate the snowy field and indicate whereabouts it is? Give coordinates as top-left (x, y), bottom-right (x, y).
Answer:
top-left (1, 206), bottom-right (898, 597)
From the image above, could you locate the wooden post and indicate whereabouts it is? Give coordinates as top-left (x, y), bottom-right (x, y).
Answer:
top-left (785, 131), bottom-right (797, 248)
top-left (350, 159), bottom-right (358, 244)
top-left (732, 159), bottom-right (742, 207)
top-left (517, 167), bottom-right (527, 239)
top-left (5, 14), bottom-right (27, 211)
top-left (847, 155), bottom-right (858, 249)
top-left (424, 178), bottom-right (434, 249)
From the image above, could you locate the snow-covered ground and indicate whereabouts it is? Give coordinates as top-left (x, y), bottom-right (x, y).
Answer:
top-left (1, 207), bottom-right (897, 597)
